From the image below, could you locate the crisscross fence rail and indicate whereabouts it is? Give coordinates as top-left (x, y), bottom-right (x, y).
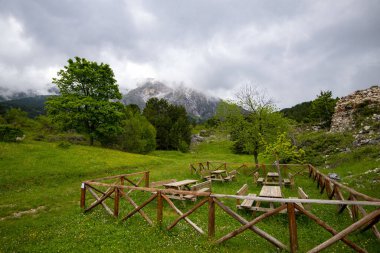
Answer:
top-left (81, 169), bottom-right (380, 253)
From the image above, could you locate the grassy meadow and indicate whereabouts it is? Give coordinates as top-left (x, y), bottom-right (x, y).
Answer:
top-left (0, 135), bottom-right (379, 252)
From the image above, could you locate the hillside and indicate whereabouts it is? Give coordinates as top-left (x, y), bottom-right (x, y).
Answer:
top-left (0, 135), bottom-right (379, 252)
top-left (0, 95), bottom-right (50, 118)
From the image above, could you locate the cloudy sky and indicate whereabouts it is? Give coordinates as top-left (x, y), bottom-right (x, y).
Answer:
top-left (0, 0), bottom-right (379, 108)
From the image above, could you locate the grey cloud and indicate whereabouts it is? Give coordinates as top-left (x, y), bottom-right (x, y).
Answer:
top-left (0, 0), bottom-right (379, 108)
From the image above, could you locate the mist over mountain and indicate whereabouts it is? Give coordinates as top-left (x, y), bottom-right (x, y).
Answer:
top-left (121, 80), bottom-right (221, 121)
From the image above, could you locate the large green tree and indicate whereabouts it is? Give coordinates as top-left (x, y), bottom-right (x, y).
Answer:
top-left (143, 98), bottom-right (191, 151)
top-left (46, 57), bottom-right (123, 145)
top-left (310, 90), bottom-right (338, 128)
top-left (217, 85), bottom-right (290, 165)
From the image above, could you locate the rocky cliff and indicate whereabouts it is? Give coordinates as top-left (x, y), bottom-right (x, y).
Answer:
top-left (330, 85), bottom-right (380, 146)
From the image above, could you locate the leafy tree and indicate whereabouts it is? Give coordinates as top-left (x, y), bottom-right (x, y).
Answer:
top-left (264, 132), bottom-right (305, 187)
top-left (217, 85), bottom-right (290, 165)
top-left (118, 110), bottom-right (156, 154)
top-left (143, 98), bottom-right (191, 151)
top-left (46, 57), bottom-right (124, 145)
top-left (310, 91), bottom-right (338, 128)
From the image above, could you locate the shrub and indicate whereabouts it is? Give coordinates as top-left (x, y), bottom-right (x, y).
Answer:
top-left (0, 125), bottom-right (24, 142)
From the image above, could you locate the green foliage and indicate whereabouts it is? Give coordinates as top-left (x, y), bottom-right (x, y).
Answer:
top-left (46, 57), bottom-right (124, 145)
top-left (310, 90), bottom-right (338, 128)
top-left (143, 98), bottom-right (191, 152)
top-left (353, 102), bottom-right (380, 129)
top-left (280, 101), bottom-right (313, 123)
top-left (3, 108), bottom-right (34, 128)
top-left (296, 131), bottom-right (354, 165)
top-left (118, 112), bottom-right (156, 154)
top-left (264, 132), bottom-right (305, 163)
top-left (0, 125), bottom-right (24, 142)
top-left (57, 141), bottom-right (71, 149)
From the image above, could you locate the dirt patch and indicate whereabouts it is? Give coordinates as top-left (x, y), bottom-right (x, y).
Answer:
top-left (0, 206), bottom-right (46, 221)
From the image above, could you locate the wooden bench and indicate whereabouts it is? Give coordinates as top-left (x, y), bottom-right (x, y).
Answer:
top-left (200, 170), bottom-right (212, 181)
top-left (236, 184), bottom-right (256, 209)
top-left (183, 180), bottom-right (212, 201)
top-left (283, 173), bottom-right (295, 188)
top-left (150, 179), bottom-right (177, 188)
top-left (224, 170), bottom-right (237, 181)
top-left (288, 187), bottom-right (310, 212)
top-left (298, 187), bottom-right (310, 210)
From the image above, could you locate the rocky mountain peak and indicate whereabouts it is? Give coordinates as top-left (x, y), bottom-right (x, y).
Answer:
top-left (121, 79), bottom-right (220, 121)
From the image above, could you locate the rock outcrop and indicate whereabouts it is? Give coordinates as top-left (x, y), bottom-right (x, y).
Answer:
top-left (330, 85), bottom-right (380, 132)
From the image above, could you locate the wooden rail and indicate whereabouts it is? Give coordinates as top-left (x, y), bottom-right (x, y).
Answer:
top-left (81, 169), bottom-right (380, 252)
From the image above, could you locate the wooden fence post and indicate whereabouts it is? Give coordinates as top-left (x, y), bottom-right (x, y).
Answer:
top-left (208, 197), bottom-right (215, 238)
top-left (80, 183), bottom-right (86, 209)
top-left (145, 171), bottom-right (150, 187)
top-left (157, 191), bottom-right (163, 226)
top-left (120, 176), bottom-right (124, 194)
top-left (287, 203), bottom-right (298, 253)
top-left (114, 187), bottom-right (120, 217)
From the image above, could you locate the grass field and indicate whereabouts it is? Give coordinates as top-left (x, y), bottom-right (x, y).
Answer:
top-left (0, 136), bottom-right (379, 252)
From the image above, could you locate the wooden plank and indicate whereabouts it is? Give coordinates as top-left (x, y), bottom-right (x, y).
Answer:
top-left (214, 198), bottom-right (288, 250)
top-left (161, 194), bottom-right (204, 234)
top-left (86, 171), bottom-right (148, 182)
top-left (240, 194), bottom-right (256, 208)
top-left (167, 198), bottom-right (208, 231)
top-left (121, 193), bottom-right (158, 222)
top-left (124, 177), bottom-right (139, 187)
top-left (215, 204), bottom-right (287, 244)
top-left (208, 197), bottom-right (215, 238)
top-left (295, 203), bottom-right (366, 253)
top-left (119, 191), bottom-right (153, 225)
top-left (357, 204), bottom-right (380, 239)
top-left (287, 203), bottom-right (298, 253)
top-left (85, 188), bottom-right (115, 213)
top-left (87, 187), bottom-right (113, 216)
top-left (150, 179), bottom-right (177, 188)
top-left (308, 165), bottom-right (380, 202)
top-left (307, 209), bottom-right (380, 253)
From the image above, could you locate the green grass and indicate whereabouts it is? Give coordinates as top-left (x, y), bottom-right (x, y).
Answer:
top-left (0, 138), bottom-right (379, 252)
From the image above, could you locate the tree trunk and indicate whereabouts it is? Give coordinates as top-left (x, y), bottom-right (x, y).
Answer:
top-left (253, 151), bottom-right (259, 168)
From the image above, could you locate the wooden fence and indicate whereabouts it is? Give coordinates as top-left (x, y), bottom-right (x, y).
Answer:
top-left (81, 169), bottom-right (380, 253)
top-left (189, 161), bottom-right (307, 177)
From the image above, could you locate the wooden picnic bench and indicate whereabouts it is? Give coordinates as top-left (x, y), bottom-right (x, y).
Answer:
top-left (183, 180), bottom-right (212, 201)
top-left (288, 187), bottom-right (310, 210)
top-left (236, 184), bottom-right (257, 210)
top-left (150, 179), bottom-right (177, 188)
top-left (224, 170), bottom-right (238, 181)
top-left (163, 179), bottom-right (198, 200)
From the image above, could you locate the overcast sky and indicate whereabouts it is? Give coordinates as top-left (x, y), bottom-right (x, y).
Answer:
top-left (0, 0), bottom-right (379, 108)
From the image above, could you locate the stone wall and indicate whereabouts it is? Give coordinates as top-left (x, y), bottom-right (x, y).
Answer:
top-left (330, 85), bottom-right (380, 133)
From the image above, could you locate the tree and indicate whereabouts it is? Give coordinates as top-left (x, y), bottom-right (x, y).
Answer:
top-left (46, 57), bottom-right (123, 145)
top-left (264, 132), bottom-right (305, 187)
top-left (218, 85), bottom-right (290, 165)
top-left (118, 108), bottom-right (156, 154)
top-left (143, 98), bottom-right (191, 151)
top-left (310, 91), bottom-right (338, 128)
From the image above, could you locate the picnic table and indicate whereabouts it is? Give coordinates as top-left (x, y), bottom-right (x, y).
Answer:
top-left (163, 179), bottom-right (198, 200)
top-left (253, 185), bottom-right (284, 212)
top-left (264, 172), bottom-right (280, 185)
top-left (210, 170), bottom-right (228, 182)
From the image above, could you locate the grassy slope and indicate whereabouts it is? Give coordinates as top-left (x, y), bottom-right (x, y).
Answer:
top-left (0, 138), bottom-right (379, 252)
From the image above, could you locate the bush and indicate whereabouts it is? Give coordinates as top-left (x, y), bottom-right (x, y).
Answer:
top-left (0, 125), bottom-right (24, 142)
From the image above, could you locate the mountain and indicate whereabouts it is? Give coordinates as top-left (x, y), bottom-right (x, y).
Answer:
top-left (121, 80), bottom-right (220, 121)
top-left (0, 95), bottom-right (51, 118)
